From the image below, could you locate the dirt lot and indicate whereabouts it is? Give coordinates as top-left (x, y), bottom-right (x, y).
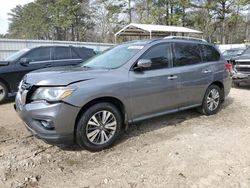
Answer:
top-left (0, 87), bottom-right (250, 188)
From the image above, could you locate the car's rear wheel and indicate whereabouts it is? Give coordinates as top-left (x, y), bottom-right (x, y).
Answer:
top-left (76, 102), bottom-right (122, 151)
top-left (0, 82), bottom-right (8, 104)
top-left (198, 85), bottom-right (222, 115)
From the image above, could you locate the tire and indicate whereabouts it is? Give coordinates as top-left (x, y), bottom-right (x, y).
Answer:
top-left (198, 85), bottom-right (222, 116)
top-left (0, 81), bottom-right (8, 104)
top-left (76, 102), bottom-right (123, 152)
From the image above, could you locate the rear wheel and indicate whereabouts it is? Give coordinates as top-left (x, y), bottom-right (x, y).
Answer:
top-left (76, 102), bottom-right (122, 151)
top-left (0, 82), bottom-right (8, 104)
top-left (198, 85), bottom-right (222, 115)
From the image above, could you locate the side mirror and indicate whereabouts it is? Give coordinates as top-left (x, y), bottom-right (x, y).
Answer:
top-left (135, 59), bottom-right (152, 71)
top-left (19, 58), bottom-right (30, 66)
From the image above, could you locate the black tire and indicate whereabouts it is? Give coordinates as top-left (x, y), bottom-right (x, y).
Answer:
top-left (198, 85), bottom-right (222, 116)
top-left (76, 102), bottom-right (123, 152)
top-left (0, 81), bottom-right (8, 104)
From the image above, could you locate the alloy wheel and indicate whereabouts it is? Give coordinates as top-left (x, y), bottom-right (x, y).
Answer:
top-left (86, 110), bottom-right (117, 145)
top-left (207, 89), bottom-right (220, 111)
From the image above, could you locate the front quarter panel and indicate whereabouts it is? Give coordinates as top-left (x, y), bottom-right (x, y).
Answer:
top-left (63, 68), bottom-right (131, 116)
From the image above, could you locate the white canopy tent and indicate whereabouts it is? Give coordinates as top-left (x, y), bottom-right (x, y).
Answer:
top-left (115, 23), bottom-right (203, 42)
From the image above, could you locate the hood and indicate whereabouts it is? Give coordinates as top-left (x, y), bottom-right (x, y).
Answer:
top-left (0, 61), bottom-right (9, 66)
top-left (25, 66), bottom-right (109, 86)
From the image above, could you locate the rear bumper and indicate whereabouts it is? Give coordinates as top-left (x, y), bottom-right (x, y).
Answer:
top-left (223, 76), bottom-right (232, 98)
top-left (14, 100), bottom-right (80, 146)
top-left (232, 73), bottom-right (250, 84)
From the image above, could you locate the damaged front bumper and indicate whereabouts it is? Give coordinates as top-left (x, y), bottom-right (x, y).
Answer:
top-left (232, 72), bottom-right (250, 84)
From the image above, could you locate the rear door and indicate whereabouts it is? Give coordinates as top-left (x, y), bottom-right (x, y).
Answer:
top-left (51, 46), bottom-right (83, 66)
top-left (129, 43), bottom-right (181, 121)
top-left (173, 42), bottom-right (213, 108)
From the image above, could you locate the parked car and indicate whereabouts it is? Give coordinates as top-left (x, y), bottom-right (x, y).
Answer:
top-left (231, 46), bottom-right (250, 86)
top-left (222, 48), bottom-right (245, 63)
top-left (15, 37), bottom-right (232, 151)
top-left (0, 45), bottom-right (95, 103)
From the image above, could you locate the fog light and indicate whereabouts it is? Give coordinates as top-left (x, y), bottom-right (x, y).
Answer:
top-left (40, 120), bottom-right (54, 130)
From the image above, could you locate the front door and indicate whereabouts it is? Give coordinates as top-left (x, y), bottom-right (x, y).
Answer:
top-left (51, 47), bottom-right (83, 66)
top-left (11, 47), bottom-right (52, 90)
top-left (128, 43), bottom-right (181, 121)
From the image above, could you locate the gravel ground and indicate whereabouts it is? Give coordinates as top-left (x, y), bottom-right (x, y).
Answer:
top-left (0, 87), bottom-right (250, 188)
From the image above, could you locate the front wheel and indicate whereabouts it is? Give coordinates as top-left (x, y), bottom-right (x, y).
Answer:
top-left (76, 103), bottom-right (122, 151)
top-left (0, 82), bottom-right (8, 104)
top-left (198, 85), bottom-right (222, 115)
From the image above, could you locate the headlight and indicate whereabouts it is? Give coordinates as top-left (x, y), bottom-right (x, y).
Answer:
top-left (31, 87), bottom-right (75, 102)
top-left (18, 80), bottom-right (23, 90)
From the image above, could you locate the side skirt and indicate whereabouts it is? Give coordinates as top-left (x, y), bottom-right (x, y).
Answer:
top-left (128, 104), bottom-right (201, 124)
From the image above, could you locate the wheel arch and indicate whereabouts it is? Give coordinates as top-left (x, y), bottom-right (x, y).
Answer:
top-left (74, 96), bottom-right (127, 140)
top-left (209, 81), bottom-right (225, 100)
top-left (0, 77), bottom-right (10, 93)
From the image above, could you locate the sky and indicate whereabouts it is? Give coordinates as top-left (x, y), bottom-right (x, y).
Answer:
top-left (0, 0), bottom-right (33, 34)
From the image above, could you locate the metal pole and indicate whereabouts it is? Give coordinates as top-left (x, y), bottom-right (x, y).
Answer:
top-left (150, 31), bottom-right (152, 39)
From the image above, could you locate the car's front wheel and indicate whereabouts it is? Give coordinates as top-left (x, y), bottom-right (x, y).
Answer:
top-left (76, 102), bottom-right (122, 151)
top-left (0, 81), bottom-right (8, 104)
top-left (198, 85), bottom-right (222, 115)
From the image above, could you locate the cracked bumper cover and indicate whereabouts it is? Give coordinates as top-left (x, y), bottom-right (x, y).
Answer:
top-left (14, 100), bottom-right (80, 146)
top-left (232, 73), bottom-right (250, 83)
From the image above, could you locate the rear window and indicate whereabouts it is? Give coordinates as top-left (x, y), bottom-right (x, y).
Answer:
top-left (71, 49), bottom-right (80, 59)
top-left (173, 42), bottom-right (202, 67)
top-left (202, 45), bottom-right (221, 62)
top-left (74, 47), bottom-right (96, 61)
top-left (54, 47), bottom-right (71, 60)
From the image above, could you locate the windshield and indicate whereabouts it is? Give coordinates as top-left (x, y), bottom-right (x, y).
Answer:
top-left (242, 46), bottom-right (250, 55)
top-left (82, 43), bottom-right (145, 69)
top-left (223, 49), bottom-right (244, 56)
top-left (5, 49), bottom-right (30, 61)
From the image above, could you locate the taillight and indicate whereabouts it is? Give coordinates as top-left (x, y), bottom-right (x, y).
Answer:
top-left (224, 63), bottom-right (233, 72)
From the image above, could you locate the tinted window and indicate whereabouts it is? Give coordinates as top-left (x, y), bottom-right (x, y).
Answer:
top-left (23, 47), bottom-right (51, 62)
top-left (140, 43), bottom-right (171, 69)
top-left (242, 46), bottom-right (250, 55)
top-left (54, 47), bottom-right (71, 60)
top-left (71, 49), bottom-right (79, 59)
top-left (202, 45), bottom-right (221, 62)
top-left (173, 43), bottom-right (202, 67)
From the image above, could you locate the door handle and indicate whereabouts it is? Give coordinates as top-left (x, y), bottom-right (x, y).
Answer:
top-left (203, 70), bottom-right (212, 74)
top-left (168, 75), bottom-right (178, 80)
top-left (45, 64), bottom-right (52, 67)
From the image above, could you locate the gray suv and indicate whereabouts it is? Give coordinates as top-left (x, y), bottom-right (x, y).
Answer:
top-left (15, 38), bottom-right (232, 151)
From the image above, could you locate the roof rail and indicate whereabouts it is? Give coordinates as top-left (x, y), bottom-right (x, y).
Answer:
top-left (164, 36), bottom-right (207, 42)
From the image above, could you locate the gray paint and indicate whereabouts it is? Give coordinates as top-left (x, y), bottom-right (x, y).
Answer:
top-left (15, 39), bottom-right (232, 145)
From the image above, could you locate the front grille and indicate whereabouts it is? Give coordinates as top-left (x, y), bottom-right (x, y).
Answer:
top-left (235, 62), bottom-right (250, 73)
top-left (19, 81), bottom-right (35, 104)
top-left (236, 67), bottom-right (250, 72)
top-left (21, 82), bottom-right (32, 91)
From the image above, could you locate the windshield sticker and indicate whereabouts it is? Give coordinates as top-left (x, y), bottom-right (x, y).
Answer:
top-left (128, 46), bottom-right (144, 50)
